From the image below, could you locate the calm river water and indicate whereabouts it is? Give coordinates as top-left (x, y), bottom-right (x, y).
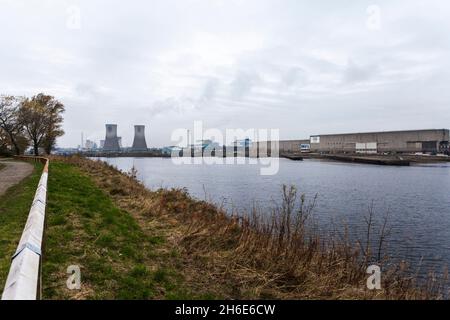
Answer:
top-left (99, 157), bottom-right (450, 280)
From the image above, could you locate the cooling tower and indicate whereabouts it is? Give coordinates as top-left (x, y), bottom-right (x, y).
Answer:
top-left (131, 125), bottom-right (148, 151)
top-left (103, 124), bottom-right (121, 151)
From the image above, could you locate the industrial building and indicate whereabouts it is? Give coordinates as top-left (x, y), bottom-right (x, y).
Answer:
top-left (309, 129), bottom-right (449, 154)
top-left (98, 126), bottom-right (448, 156)
top-left (249, 129), bottom-right (449, 155)
top-left (250, 139), bottom-right (311, 155)
top-left (131, 125), bottom-right (148, 151)
top-left (278, 140), bottom-right (311, 153)
top-left (103, 124), bottom-right (121, 152)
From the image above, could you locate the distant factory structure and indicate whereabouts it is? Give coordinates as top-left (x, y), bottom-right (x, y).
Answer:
top-left (103, 124), bottom-right (121, 151)
top-left (163, 129), bottom-right (449, 157)
top-left (89, 126), bottom-right (449, 156)
top-left (255, 129), bottom-right (449, 155)
top-left (84, 139), bottom-right (97, 150)
top-left (101, 124), bottom-right (149, 152)
top-left (131, 125), bottom-right (148, 151)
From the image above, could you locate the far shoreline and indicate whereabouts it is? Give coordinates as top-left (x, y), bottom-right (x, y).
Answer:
top-left (77, 151), bottom-right (450, 166)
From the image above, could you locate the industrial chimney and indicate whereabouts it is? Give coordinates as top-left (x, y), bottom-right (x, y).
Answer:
top-left (103, 124), bottom-right (121, 151)
top-left (131, 125), bottom-right (148, 151)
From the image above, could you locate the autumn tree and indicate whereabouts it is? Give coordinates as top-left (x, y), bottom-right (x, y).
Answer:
top-left (39, 95), bottom-right (65, 154)
top-left (0, 95), bottom-right (26, 155)
top-left (19, 93), bottom-right (65, 155)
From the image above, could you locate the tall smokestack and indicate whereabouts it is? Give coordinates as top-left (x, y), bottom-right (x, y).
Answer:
top-left (131, 125), bottom-right (148, 151)
top-left (103, 124), bottom-right (121, 151)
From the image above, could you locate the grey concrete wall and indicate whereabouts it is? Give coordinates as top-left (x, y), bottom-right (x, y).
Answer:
top-left (250, 139), bottom-right (310, 155)
top-left (278, 140), bottom-right (311, 153)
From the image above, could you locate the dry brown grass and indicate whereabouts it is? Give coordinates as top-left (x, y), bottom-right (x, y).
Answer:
top-left (50, 155), bottom-right (446, 299)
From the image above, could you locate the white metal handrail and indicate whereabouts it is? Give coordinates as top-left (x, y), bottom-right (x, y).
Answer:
top-left (2, 156), bottom-right (49, 300)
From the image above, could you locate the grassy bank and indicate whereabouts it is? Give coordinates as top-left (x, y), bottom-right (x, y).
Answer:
top-left (43, 156), bottom-right (443, 300)
top-left (43, 162), bottom-right (207, 299)
top-left (0, 162), bottom-right (42, 291)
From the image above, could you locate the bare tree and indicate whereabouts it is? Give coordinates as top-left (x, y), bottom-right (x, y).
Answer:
top-left (0, 95), bottom-right (26, 155)
top-left (0, 127), bottom-right (9, 151)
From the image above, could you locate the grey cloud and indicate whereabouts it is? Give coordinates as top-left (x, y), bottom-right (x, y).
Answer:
top-left (74, 83), bottom-right (103, 98)
top-left (343, 60), bottom-right (379, 84)
top-left (1, 0), bottom-right (449, 147)
top-left (230, 71), bottom-right (261, 99)
top-left (150, 96), bottom-right (204, 117)
top-left (282, 67), bottom-right (308, 87)
top-left (201, 78), bottom-right (220, 101)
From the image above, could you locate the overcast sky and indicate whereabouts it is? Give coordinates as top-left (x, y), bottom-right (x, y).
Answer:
top-left (1, 0), bottom-right (449, 147)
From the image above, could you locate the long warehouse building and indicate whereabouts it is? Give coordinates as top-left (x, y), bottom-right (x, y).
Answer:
top-left (252, 129), bottom-right (449, 155)
top-left (309, 129), bottom-right (449, 154)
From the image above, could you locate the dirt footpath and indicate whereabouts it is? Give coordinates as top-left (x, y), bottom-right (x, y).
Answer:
top-left (0, 159), bottom-right (34, 196)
